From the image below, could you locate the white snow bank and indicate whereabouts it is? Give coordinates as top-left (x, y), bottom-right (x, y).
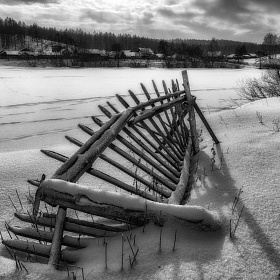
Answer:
top-left (41, 179), bottom-right (221, 230)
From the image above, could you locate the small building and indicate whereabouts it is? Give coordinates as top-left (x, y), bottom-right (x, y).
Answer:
top-left (137, 47), bottom-right (154, 57)
top-left (120, 50), bottom-right (138, 58)
top-left (207, 51), bottom-right (222, 58)
top-left (227, 53), bottom-right (237, 59)
top-left (52, 44), bottom-right (63, 53)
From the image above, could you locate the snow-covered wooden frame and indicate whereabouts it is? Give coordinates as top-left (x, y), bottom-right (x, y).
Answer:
top-left (3, 70), bottom-right (219, 269)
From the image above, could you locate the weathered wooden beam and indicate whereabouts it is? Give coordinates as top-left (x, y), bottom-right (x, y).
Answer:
top-left (3, 239), bottom-right (51, 259)
top-left (94, 113), bottom-right (180, 184)
top-left (106, 101), bottom-right (120, 114)
top-left (193, 100), bottom-right (220, 144)
top-left (131, 90), bottom-right (183, 154)
top-left (7, 225), bottom-right (88, 249)
top-left (53, 113), bottom-right (122, 179)
top-left (65, 135), bottom-right (172, 198)
top-left (115, 95), bottom-right (180, 166)
top-left (78, 123), bottom-right (177, 191)
top-left (34, 187), bottom-right (148, 226)
top-left (130, 85), bottom-right (184, 160)
top-left (15, 212), bottom-right (127, 233)
top-left (168, 137), bottom-right (192, 205)
top-left (130, 96), bottom-right (186, 124)
top-left (152, 80), bottom-right (185, 151)
top-left (162, 80), bottom-right (184, 146)
top-left (128, 123), bottom-right (181, 172)
top-left (182, 70), bottom-right (199, 154)
top-left (40, 149), bottom-right (160, 201)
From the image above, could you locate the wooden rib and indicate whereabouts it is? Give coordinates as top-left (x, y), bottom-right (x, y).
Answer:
top-left (100, 101), bottom-right (180, 174)
top-left (128, 123), bottom-right (181, 172)
top-left (15, 212), bottom-right (126, 233)
top-left (152, 80), bottom-right (185, 151)
top-left (53, 113), bottom-right (122, 179)
top-left (15, 212), bottom-right (117, 237)
top-left (65, 135), bottom-right (172, 198)
top-left (40, 149), bottom-right (160, 201)
top-left (79, 122), bottom-right (177, 191)
top-left (162, 80), bottom-right (185, 147)
top-left (112, 95), bottom-right (180, 167)
top-left (93, 117), bottom-right (181, 181)
top-left (193, 100), bottom-right (219, 144)
top-left (3, 239), bottom-right (51, 259)
top-left (107, 101), bottom-right (120, 114)
top-left (33, 188), bottom-right (148, 226)
top-left (131, 86), bottom-right (184, 159)
top-left (95, 111), bottom-right (180, 183)
top-left (182, 70), bottom-right (199, 154)
top-left (8, 225), bottom-right (88, 249)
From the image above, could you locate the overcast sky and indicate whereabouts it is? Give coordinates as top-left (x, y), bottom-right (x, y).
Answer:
top-left (1, 0), bottom-right (280, 43)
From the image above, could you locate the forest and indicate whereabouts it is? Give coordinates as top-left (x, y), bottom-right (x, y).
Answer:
top-left (0, 16), bottom-right (262, 55)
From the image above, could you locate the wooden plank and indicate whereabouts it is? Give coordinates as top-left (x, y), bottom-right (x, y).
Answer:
top-left (40, 149), bottom-right (160, 201)
top-left (133, 85), bottom-right (185, 157)
top-left (152, 80), bottom-right (185, 151)
top-left (168, 137), bottom-right (192, 205)
top-left (15, 212), bottom-right (127, 232)
top-left (193, 100), bottom-right (220, 144)
top-left (35, 187), bottom-right (148, 226)
top-left (129, 86), bottom-right (184, 160)
top-left (77, 124), bottom-right (177, 191)
top-left (182, 70), bottom-right (199, 154)
top-left (94, 114), bottom-right (180, 184)
top-left (53, 113), bottom-right (122, 179)
top-left (8, 225), bottom-right (88, 249)
top-left (3, 239), bottom-right (51, 259)
top-left (115, 94), bottom-right (180, 166)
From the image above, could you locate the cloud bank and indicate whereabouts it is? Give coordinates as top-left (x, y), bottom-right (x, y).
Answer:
top-left (0, 0), bottom-right (279, 42)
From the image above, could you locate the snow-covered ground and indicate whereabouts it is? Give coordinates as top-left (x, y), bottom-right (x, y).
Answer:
top-left (1, 65), bottom-right (279, 279)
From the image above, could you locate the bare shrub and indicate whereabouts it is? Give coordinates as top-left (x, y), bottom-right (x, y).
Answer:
top-left (237, 69), bottom-right (280, 101)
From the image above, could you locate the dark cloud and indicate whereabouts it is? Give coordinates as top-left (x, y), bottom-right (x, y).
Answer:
top-left (2, 0), bottom-right (59, 5)
top-left (157, 7), bottom-right (197, 20)
top-left (80, 9), bottom-right (119, 24)
top-left (139, 11), bottom-right (154, 26)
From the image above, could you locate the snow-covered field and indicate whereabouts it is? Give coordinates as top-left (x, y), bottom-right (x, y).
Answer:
top-left (1, 65), bottom-right (279, 279)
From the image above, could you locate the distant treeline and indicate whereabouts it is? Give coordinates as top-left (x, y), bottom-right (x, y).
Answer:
top-left (0, 16), bottom-right (262, 56)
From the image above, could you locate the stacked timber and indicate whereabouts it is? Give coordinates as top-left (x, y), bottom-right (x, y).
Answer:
top-left (2, 70), bottom-right (219, 269)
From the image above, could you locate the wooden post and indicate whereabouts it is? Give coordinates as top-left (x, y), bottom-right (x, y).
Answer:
top-left (182, 70), bottom-right (199, 154)
top-left (168, 137), bottom-right (192, 205)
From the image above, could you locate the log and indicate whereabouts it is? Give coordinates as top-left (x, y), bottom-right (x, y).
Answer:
top-left (116, 95), bottom-right (180, 167)
top-left (8, 225), bottom-right (88, 249)
top-left (15, 212), bottom-right (127, 232)
top-left (94, 114), bottom-right (180, 184)
top-left (152, 80), bottom-right (185, 151)
top-left (53, 113), bottom-right (122, 179)
top-left (168, 137), bottom-right (192, 205)
top-left (193, 100), bottom-right (220, 144)
top-left (3, 239), bottom-right (51, 259)
top-left (36, 180), bottom-right (221, 231)
top-left (2, 239), bottom-right (73, 263)
top-left (182, 70), bottom-right (199, 154)
top-left (82, 121), bottom-right (178, 191)
top-left (34, 187), bottom-right (148, 226)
